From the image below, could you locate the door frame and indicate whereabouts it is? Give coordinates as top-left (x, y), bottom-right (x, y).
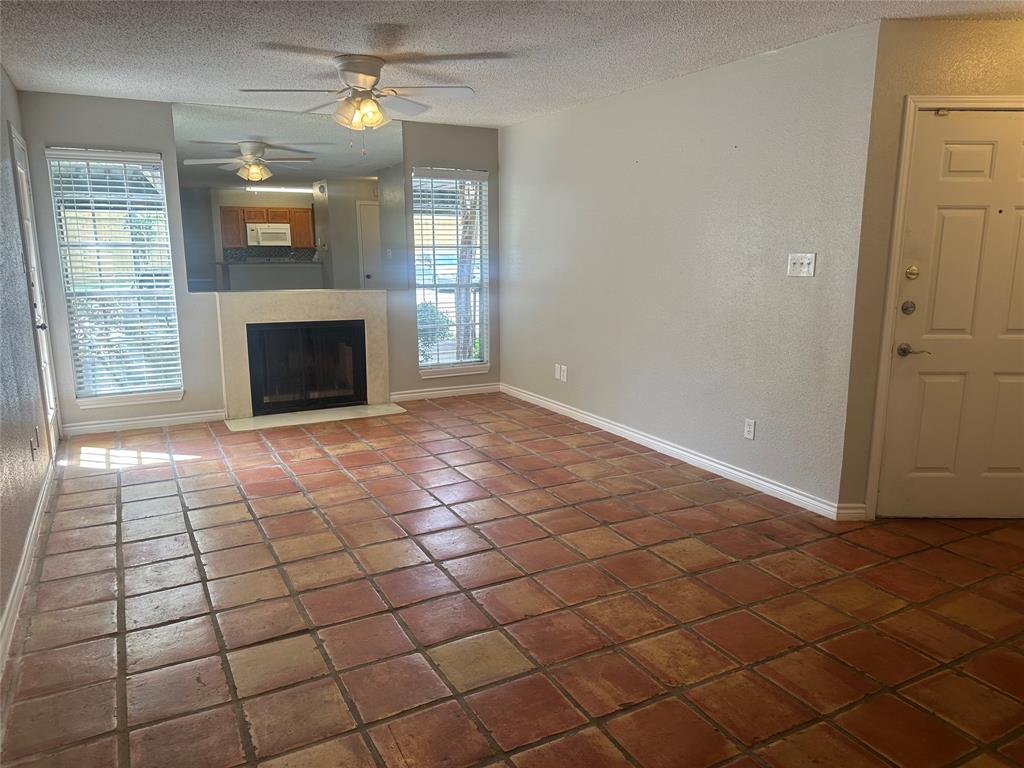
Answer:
top-left (864, 95), bottom-right (1024, 520)
top-left (7, 121), bottom-right (62, 456)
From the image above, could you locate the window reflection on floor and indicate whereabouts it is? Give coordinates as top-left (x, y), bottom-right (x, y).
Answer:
top-left (60, 446), bottom-right (200, 469)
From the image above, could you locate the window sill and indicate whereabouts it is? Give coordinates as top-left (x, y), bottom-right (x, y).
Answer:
top-left (76, 389), bottom-right (185, 409)
top-left (419, 364), bottom-right (491, 380)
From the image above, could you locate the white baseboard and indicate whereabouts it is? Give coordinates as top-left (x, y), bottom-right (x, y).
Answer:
top-left (61, 409), bottom-right (226, 437)
top-left (1, 458), bottom-right (56, 667)
top-left (391, 383), bottom-right (501, 402)
top-left (836, 503), bottom-right (869, 521)
top-left (499, 383), bottom-right (859, 521)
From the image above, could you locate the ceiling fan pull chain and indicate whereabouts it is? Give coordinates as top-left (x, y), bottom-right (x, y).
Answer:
top-left (361, 133), bottom-right (367, 157)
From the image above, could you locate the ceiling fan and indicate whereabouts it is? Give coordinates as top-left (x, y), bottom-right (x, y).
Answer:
top-left (240, 54), bottom-right (476, 131)
top-left (181, 141), bottom-right (315, 181)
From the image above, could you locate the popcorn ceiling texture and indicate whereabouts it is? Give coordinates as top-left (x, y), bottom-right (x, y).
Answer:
top-left (2, 1), bottom-right (1022, 128)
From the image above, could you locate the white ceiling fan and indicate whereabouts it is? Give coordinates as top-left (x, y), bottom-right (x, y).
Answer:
top-left (240, 54), bottom-right (476, 131)
top-left (182, 140), bottom-right (315, 181)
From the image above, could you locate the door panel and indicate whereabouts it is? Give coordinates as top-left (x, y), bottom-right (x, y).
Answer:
top-left (927, 208), bottom-right (985, 334)
top-left (879, 109), bottom-right (1024, 517)
top-left (357, 201), bottom-right (381, 288)
top-left (10, 125), bottom-right (59, 458)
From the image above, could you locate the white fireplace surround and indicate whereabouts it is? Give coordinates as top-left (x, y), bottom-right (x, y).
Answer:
top-left (216, 290), bottom-right (390, 419)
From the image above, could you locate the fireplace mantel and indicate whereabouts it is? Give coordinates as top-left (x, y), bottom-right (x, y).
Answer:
top-left (215, 290), bottom-right (389, 419)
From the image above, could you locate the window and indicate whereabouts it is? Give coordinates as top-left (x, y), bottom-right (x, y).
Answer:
top-left (46, 148), bottom-right (183, 401)
top-left (413, 168), bottom-right (489, 374)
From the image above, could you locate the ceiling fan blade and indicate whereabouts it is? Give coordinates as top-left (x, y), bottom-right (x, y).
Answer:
top-left (182, 158), bottom-right (240, 165)
top-left (302, 98), bottom-right (343, 114)
top-left (379, 95), bottom-right (430, 117)
top-left (384, 86), bottom-right (475, 101)
top-left (264, 141), bottom-right (333, 151)
top-left (387, 52), bottom-right (513, 64)
top-left (218, 162), bottom-right (243, 171)
top-left (263, 157), bottom-right (314, 163)
top-left (239, 88), bottom-right (341, 93)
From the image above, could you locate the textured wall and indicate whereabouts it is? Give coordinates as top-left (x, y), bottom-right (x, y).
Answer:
top-left (388, 123), bottom-right (500, 394)
top-left (499, 24), bottom-right (879, 504)
top-left (838, 19), bottom-right (1024, 504)
top-left (0, 69), bottom-right (50, 615)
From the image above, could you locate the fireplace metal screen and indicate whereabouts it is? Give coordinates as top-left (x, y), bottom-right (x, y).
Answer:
top-left (246, 320), bottom-right (367, 416)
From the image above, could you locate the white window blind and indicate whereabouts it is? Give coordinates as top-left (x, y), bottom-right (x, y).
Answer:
top-left (413, 168), bottom-right (489, 371)
top-left (46, 148), bottom-right (183, 400)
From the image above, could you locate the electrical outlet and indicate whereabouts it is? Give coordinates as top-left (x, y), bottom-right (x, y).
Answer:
top-left (744, 419), bottom-right (756, 440)
top-left (787, 252), bottom-right (816, 277)
top-left (559, 364), bottom-right (568, 383)
top-left (554, 363), bottom-right (562, 381)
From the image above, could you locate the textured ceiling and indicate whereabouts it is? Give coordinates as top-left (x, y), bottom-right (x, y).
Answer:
top-left (173, 104), bottom-right (404, 187)
top-left (3, 1), bottom-right (1023, 128)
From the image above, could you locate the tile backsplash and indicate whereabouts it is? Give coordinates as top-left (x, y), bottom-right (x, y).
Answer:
top-left (223, 246), bottom-right (318, 263)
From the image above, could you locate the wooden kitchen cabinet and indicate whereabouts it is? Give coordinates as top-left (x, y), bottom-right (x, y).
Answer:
top-left (219, 206), bottom-right (315, 250)
top-left (219, 207), bottom-right (245, 248)
top-left (289, 208), bottom-right (315, 247)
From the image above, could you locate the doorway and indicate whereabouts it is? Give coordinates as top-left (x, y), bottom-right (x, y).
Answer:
top-left (873, 99), bottom-right (1023, 517)
top-left (9, 125), bottom-right (59, 459)
top-left (357, 200), bottom-right (381, 289)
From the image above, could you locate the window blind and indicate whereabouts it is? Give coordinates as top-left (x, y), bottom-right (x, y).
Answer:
top-left (46, 148), bottom-right (183, 399)
top-left (412, 168), bottom-right (489, 370)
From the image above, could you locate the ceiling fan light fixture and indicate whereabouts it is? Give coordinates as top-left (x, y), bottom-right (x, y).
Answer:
top-left (237, 161), bottom-right (272, 182)
top-left (334, 92), bottom-right (390, 131)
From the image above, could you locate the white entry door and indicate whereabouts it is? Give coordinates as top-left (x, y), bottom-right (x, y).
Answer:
top-left (357, 200), bottom-right (381, 289)
top-left (878, 108), bottom-right (1024, 517)
top-left (9, 125), bottom-right (59, 458)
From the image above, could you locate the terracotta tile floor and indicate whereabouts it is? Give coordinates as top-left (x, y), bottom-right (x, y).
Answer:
top-left (3, 393), bottom-right (1024, 768)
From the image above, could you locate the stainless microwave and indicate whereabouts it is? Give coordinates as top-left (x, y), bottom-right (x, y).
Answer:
top-left (246, 223), bottom-right (291, 246)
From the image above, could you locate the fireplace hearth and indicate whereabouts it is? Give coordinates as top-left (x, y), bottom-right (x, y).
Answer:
top-left (246, 320), bottom-right (367, 416)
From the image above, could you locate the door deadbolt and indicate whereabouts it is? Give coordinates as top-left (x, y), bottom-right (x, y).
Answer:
top-left (900, 301), bottom-right (916, 315)
top-left (905, 265), bottom-right (920, 280)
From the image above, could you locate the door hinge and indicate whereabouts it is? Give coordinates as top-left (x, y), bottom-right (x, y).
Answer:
top-left (935, 109), bottom-right (950, 116)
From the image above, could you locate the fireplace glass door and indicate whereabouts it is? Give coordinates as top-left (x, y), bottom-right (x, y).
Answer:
top-left (246, 320), bottom-right (367, 416)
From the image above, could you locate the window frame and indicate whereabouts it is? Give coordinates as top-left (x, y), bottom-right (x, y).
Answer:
top-left (45, 147), bottom-right (185, 406)
top-left (411, 167), bottom-right (491, 378)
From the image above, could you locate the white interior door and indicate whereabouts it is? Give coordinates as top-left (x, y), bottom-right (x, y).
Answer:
top-left (357, 200), bottom-right (381, 289)
top-left (878, 108), bottom-right (1024, 517)
top-left (9, 125), bottom-right (59, 458)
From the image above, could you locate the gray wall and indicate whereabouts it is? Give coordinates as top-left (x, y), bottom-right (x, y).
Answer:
top-left (498, 24), bottom-right (879, 504)
top-left (838, 18), bottom-right (1024, 504)
top-left (390, 122), bottom-right (500, 394)
top-left (0, 69), bottom-right (50, 615)
top-left (19, 92), bottom-right (225, 428)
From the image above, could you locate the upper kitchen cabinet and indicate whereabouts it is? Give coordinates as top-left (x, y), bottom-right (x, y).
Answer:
top-left (267, 208), bottom-right (290, 223)
top-left (243, 208), bottom-right (268, 223)
top-left (220, 206), bottom-right (245, 248)
top-left (289, 208), bottom-right (314, 248)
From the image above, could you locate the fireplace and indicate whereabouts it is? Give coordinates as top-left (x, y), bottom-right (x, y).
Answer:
top-left (246, 320), bottom-right (367, 416)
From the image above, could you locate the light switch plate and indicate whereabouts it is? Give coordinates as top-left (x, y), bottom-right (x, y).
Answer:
top-left (744, 419), bottom-right (756, 440)
top-left (559, 364), bottom-right (568, 383)
top-left (787, 252), bottom-right (816, 277)
top-left (554, 363), bottom-right (561, 381)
